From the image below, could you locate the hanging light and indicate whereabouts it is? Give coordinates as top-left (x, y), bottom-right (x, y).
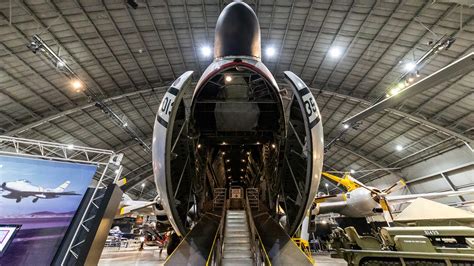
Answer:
top-left (71, 79), bottom-right (82, 90)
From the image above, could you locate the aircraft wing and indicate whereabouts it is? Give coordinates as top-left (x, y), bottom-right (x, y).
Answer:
top-left (42, 191), bottom-right (81, 196)
top-left (386, 189), bottom-right (474, 203)
top-left (119, 202), bottom-right (167, 216)
top-left (314, 193), bottom-right (346, 203)
top-left (313, 201), bottom-right (347, 215)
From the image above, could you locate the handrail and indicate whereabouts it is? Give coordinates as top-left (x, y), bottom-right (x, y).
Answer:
top-left (245, 190), bottom-right (272, 265)
top-left (206, 190), bottom-right (227, 266)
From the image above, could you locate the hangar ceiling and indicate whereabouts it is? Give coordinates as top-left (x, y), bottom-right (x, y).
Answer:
top-left (0, 0), bottom-right (472, 200)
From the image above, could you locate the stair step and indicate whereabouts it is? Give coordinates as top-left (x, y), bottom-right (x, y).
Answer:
top-left (223, 250), bottom-right (252, 259)
top-left (226, 219), bottom-right (246, 222)
top-left (225, 231), bottom-right (250, 237)
top-left (226, 218), bottom-right (246, 222)
top-left (224, 237), bottom-right (250, 244)
top-left (227, 211), bottom-right (245, 214)
top-left (222, 258), bottom-right (254, 266)
top-left (224, 243), bottom-right (251, 252)
top-left (226, 225), bottom-right (247, 231)
top-left (227, 216), bottom-right (246, 220)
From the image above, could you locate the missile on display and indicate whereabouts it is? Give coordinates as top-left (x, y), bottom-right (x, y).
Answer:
top-left (152, 1), bottom-right (324, 237)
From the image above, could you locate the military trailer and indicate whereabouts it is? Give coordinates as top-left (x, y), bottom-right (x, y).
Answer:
top-left (334, 226), bottom-right (474, 265)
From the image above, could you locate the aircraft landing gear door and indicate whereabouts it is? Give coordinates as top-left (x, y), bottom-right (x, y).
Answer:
top-left (281, 71), bottom-right (324, 235)
top-left (152, 71), bottom-right (194, 237)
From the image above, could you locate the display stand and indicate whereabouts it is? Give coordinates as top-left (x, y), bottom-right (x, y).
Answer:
top-left (0, 136), bottom-right (124, 265)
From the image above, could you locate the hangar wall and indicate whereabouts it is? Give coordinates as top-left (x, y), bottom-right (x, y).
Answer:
top-left (367, 145), bottom-right (474, 206)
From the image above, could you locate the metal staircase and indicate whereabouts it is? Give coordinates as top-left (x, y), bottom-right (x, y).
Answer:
top-left (247, 188), bottom-right (259, 210)
top-left (213, 188), bottom-right (227, 210)
top-left (222, 210), bottom-right (254, 265)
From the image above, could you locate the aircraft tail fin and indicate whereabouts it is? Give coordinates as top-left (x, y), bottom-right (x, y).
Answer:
top-left (56, 181), bottom-right (71, 192)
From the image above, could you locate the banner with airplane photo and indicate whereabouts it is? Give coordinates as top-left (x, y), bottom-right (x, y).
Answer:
top-left (0, 154), bottom-right (97, 265)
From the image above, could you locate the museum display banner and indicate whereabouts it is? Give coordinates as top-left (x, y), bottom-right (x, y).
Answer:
top-left (0, 155), bottom-right (97, 265)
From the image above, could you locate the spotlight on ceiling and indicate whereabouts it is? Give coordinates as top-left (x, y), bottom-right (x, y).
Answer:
top-left (350, 169), bottom-right (355, 174)
top-left (141, 183), bottom-right (145, 187)
top-left (241, 159), bottom-right (245, 163)
top-left (226, 159), bottom-right (230, 163)
top-left (197, 144), bottom-right (202, 149)
top-left (225, 75), bottom-right (232, 82)
top-left (343, 124), bottom-right (350, 129)
top-left (57, 60), bottom-right (66, 69)
top-left (396, 145), bottom-right (404, 151)
top-left (201, 46), bottom-right (212, 57)
top-left (265, 46), bottom-right (276, 57)
top-left (404, 62), bottom-right (416, 72)
top-left (329, 47), bottom-right (342, 58)
top-left (271, 144), bottom-right (276, 149)
top-left (389, 83), bottom-right (405, 96)
top-left (71, 79), bottom-right (82, 90)
top-left (67, 144), bottom-right (74, 150)
top-left (325, 183), bottom-right (328, 187)
top-left (127, 0), bottom-right (138, 9)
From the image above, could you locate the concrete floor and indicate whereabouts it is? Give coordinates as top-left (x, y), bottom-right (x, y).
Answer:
top-left (99, 247), bottom-right (166, 266)
top-left (99, 248), bottom-right (347, 265)
top-left (313, 254), bottom-right (347, 266)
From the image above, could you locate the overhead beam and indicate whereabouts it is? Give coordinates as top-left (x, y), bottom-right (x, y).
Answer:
top-left (312, 88), bottom-right (473, 144)
top-left (335, 143), bottom-right (389, 170)
top-left (4, 87), bottom-right (167, 136)
top-left (342, 52), bottom-right (474, 128)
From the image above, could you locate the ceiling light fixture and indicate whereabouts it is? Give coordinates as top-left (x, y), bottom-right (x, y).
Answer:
top-left (404, 62), bottom-right (416, 72)
top-left (201, 46), bottom-right (212, 57)
top-left (67, 144), bottom-right (74, 150)
top-left (329, 47), bottom-right (342, 58)
top-left (396, 145), bottom-right (404, 151)
top-left (265, 46), bottom-right (276, 57)
top-left (350, 169), bottom-right (355, 174)
top-left (225, 75), bottom-right (232, 82)
top-left (71, 80), bottom-right (82, 90)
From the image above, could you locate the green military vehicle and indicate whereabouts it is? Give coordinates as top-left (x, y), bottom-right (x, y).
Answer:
top-left (331, 226), bottom-right (474, 265)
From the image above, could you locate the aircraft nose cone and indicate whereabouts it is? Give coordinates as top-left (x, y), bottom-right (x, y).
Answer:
top-left (214, 1), bottom-right (261, 59)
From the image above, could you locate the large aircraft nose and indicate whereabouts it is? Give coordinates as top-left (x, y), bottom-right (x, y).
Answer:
top-left (214, 1), bottom-right (261, 59)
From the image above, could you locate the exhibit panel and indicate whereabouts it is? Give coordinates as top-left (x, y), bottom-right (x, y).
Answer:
top-left (0, 137), bottom-right (124, 266)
